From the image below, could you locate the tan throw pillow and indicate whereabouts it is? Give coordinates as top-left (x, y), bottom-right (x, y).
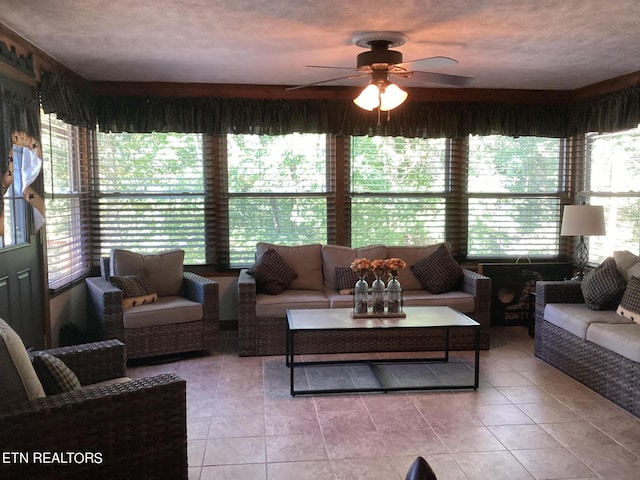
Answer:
top-left (110, 274), bottom-right (159, 309)
top-left (110, 249), bottom-right (184, 297)
top-left (617, 276), bottom-right (640, 323)
top-left (32, 352), bottom-right (81, 395)
top-left (411, 244), bottom-right (463, 294)
top-left (247, 248), bottom-right (298, 295)
top-left (0, 318), bottom-right (45, 408)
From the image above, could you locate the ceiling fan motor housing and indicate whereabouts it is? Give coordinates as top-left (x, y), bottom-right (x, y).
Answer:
top-left (357, 40), bottom-right (403, 70)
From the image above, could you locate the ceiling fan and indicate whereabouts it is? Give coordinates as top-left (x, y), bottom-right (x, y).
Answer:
top-left (287, 31), bottom-right (474, 112)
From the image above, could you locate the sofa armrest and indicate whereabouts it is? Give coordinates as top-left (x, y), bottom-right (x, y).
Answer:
top-left (30, 340), bottom-right (127, 386)
top-left (461, 269), bottom-right (491, 349)
top-left (238, 269), bottom-right (258, 356)
top-left (534, 280), bottom-right (584, 323)
top-left (0, 373), bottom-right (187, 480)
top-left (183, 272), bottom-right (219, 351)
top-left (85, 276), bottom-right (125, 343)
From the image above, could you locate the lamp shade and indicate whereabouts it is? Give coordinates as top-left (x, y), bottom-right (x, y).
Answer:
top-left (353, 84), bottom-right (381, 111)
top-left (560, 205), bottom-right (606, 236)
top-left (353, 81), bottom-right (408, 111)
top-left (379, 83), bottom-right (408, 111)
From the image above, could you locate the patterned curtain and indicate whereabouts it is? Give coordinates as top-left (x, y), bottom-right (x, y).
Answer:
top-left (38, 70), bottom-right (640, 138)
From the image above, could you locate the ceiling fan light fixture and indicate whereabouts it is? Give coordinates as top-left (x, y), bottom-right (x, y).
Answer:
top-left (353, 81), bottom-right (407, 112)
top-left (379, 82), bottom-right (408, 111)
top-left (353, 83), bottom-right (381, 111)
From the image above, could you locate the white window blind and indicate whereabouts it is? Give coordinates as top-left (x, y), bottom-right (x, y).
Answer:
top-left (93, 132), bottom-right (206, 264)
top-left (227, 133), bottom-right (328, 265)
top-left (585, 126), bottom-right (640, 261)
top-left (41, 112), bottom-right (92, 289)
top-left (350, 136), bottom-right (448, 247)
top-left (468, 135), bottom-right (564, 257)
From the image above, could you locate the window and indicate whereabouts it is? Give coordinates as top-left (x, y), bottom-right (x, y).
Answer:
top-left (93, 132), bottom-right (206, 264)
top-left (1, 145), bottom-right (29, 247)
top-left (41, 113), bottom-right (92, 289)
top-left (227, 133), bottom-right (328, 265)
top-left (468, 135), bottom-right (565, 257)
top-left (585, 125), bottom-right (640, 261)
top-left (350, 136), bottom-right (449, 247)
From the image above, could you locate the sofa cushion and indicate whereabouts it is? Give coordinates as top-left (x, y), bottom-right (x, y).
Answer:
top-left (110, 248), bottom-right (184, 297)
top-left (411, 244), bottom-right (463, 294)
top-left (110, 273), bottom-right (159, 309)
top-left (123, 296), bottom-right (203, 329)
top-left (32, 352), bottom-right (81, 395)
top-left (613, 250), bottom-right (640, 282)
top-left (0, 318), bottom-right (45, 408)
top-left (586, 322), bottom-right (640, 363)
top-left (255, 290), bottom-right (330, 317)
top-left (581, 257), bottom-right (627, 310)
top-left (402, 290), bottom-right (475, 313)
top-left (544, 303), bottom-right (632, 339)
top-left (248, 248), bottom-right (298, 295)
top-left (321, 244), bottom-right (387, 291)
top-left (257, 243), bottom-right (323, 291)
top-left (387, 244), bottom-right (448, 290)
top-left (617, 276), bottom-right (640, 323)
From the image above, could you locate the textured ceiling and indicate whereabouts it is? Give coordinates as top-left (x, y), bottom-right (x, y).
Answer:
top-left (1, 0), bottom-right (640, 90)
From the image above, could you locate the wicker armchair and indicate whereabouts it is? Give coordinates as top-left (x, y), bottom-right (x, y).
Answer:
top-left (86, 253), bottom-right (219, 360)
top-left (0, 340), bottom-right (187, 480)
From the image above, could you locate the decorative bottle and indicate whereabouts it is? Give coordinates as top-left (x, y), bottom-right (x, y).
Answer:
top-left (354, 277), bottom-right (369, 314)
top-left (371, 275), bottom-right (386, 314)
top-left (386, 276), bottom-right (402, 313)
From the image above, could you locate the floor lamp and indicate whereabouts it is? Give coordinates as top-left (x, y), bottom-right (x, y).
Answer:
top-left (560, 204), bottom-right (606, 280)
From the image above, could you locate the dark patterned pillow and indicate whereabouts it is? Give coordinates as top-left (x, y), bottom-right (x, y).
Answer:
top-left (581, 256), bottom-right (627, 310)
top-left (247, 248), bottom-right (298, 295)
top-left (32, 353), bottom-right (81, 396)
top-left (110, 274), bottom-right (158, 309)
top-left (617, 276), bottom-right (640, 323)
top-left (335, 266), bottom-right (360, 291)
top-left (411, 244), bottom-right (463, 294)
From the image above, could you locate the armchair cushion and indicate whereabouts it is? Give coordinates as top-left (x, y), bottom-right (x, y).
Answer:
top-left (123, 296), bottom-right (203, 329)
top-left (110, 248), bottom-right (184, 297)
top-left (0, 318), bottom-right (45, 408)
top-left (32, 352), bottom-right (81, 395)
top-left (110, 273), bottom-right (158, 309)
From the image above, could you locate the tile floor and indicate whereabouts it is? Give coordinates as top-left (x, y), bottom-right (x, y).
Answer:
top-left (128, 327), bottom-right (640, 480)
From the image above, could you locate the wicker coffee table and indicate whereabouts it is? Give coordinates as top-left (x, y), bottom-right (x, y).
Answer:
top-left (286, 306), bottom-right (480, 396)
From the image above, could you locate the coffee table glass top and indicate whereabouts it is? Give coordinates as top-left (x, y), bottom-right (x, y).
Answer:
top-left (287, 306), bottom-right (479, 331)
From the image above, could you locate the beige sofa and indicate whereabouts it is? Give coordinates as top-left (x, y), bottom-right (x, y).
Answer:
top-left (237, 242), bottom-right (491, 356)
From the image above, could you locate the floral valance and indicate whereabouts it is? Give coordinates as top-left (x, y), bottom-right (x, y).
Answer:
top-left (38, 70), bottom-right (640, 138)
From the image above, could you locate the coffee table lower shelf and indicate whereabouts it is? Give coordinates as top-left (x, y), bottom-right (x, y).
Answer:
top-left (285, 307), bottom-right (480, 397)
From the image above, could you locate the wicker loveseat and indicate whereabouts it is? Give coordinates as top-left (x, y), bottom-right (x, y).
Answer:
top-left (238, 242), bottom-right (491, 356)
top-left (0, 318), bottom-right (187, 480)
top-left (534, 251), bottom-right (640, 418)
top-left (86, 248), bottom-right (219, 360)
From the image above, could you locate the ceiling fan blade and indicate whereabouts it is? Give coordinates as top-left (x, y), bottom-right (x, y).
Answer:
top-left (305, 65), bottom-right (356, 71)
top-left (409, 70), bottom-right (474, 87)
top-left (286, 73), bottom-right (369, 91)
top-left (399, 56), bottom-right (459, 67)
